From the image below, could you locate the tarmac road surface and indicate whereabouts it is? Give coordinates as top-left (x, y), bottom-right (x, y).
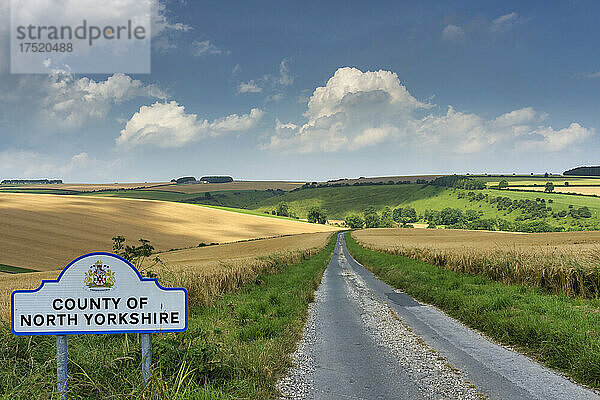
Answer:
top-left (278, 233), bottom-right (599, 400)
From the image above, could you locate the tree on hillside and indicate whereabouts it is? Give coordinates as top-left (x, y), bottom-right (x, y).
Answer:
top-left (438, 207), bottom-right (463, 225)
top-left (401, 207), bottom-right (418, 223)
top-left (307, 207), bottom-right (327, 224)
top-left (345, 215), bottom-right (364, 229)
top-left (276, 202), bottom-right (290, 217)
top-left (380, 206), bottom-right (394, 227)
top-left (364, 213), bottom-right (380, 228)
top-left (393, 206), bottom-right (418, 223)
top-left (545, 182), bottom-right (555, 193)
top-left (498, 180), bottom-right (509, 189)
top-left (363, 206), bottom-right (377, 218)
top-left (392, 207), bottom-right (403, 223)
top-left (464, 209), bottom-right (479, 221)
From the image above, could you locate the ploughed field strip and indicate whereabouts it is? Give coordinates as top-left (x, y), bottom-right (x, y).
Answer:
top-left (279, 233), bottom-right (599, 400)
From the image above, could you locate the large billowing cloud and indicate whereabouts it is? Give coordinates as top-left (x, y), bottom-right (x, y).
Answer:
top-left (116, 101), bottom-right (264, 148)
top-left (263, 67), bottom-right (593, 154)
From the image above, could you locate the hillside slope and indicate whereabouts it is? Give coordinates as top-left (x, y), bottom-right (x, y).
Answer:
top-left (249, 184), bottom-right (600, 230)
top-left (0, 193), bottom-right (337, 271)
top-left (251, 184), bottom-right (444, 219)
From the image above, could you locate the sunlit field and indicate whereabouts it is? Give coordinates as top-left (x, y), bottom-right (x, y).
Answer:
top-left (0, 193), bottom-right (337, 271)
top-left (353, 228), bottom-right (600, 297)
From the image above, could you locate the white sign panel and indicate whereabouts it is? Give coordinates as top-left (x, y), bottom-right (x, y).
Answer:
top-left (11, 252), bottom-right (188, 336)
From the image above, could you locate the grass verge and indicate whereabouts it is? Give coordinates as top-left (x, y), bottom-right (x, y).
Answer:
top-left (0, 235), bottom-right (336, 399)
top-left (344, 232), bottom-right (600, 389)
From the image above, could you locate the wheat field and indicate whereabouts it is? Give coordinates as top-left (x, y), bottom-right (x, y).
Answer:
top-left (353, 228), bottom-right (600, 298)
top-left (0, 193), bottom-right (337, 271)
top-left (0, 231), bottom-right (334, 320)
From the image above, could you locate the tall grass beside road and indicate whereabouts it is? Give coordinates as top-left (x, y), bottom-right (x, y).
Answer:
top-left (345, 232), bottom-right (600, 389)
top-left (0, 234), bottom-right (336, 399)
top-left (354, 229), bottom-right (600, 298)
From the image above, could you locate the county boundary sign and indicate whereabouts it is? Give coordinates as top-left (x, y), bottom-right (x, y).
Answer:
top-left (11, 252), bottom-right (188, 398)
top-left (11, 252), bottom-right (188, 335)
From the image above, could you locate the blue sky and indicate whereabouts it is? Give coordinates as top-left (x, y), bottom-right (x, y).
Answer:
top-left (1, 0), bottom-right (599, 182)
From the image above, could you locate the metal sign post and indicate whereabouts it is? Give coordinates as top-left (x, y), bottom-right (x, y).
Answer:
top-left (11, 252), bottom-right (188, 398)
top-left (141, 333), bottom-right (152, 384)
top-left (56, 335), bottom-right (68, 399)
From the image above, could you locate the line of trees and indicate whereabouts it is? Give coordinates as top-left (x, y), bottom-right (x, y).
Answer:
top-left (344, 206), bottom-right (418, 229)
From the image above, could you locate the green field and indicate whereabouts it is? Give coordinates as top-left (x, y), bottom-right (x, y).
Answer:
top-left (345, 233), bottom-right (600, 389)
top-left (241, 184), bottom-right (600, 230)
top-left (68, 184), bottom-right (600, 230)
top-left (251, 184), bottom-right (445, 220)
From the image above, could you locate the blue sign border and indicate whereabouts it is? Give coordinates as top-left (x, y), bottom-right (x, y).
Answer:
top-left (11, 252), bottom-right (189, 336)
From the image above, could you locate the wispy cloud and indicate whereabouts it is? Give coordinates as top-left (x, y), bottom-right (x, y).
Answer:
top-left (236, 58), bottom-right (294, 100)
top-left (237, 80), bottom-right (262, 94)
top-left (442, 12), bottom-right (523, 42)
top-left (192, 40), bottom-right (225, 57)
top-left (442, 24), bottom-right (465, 42)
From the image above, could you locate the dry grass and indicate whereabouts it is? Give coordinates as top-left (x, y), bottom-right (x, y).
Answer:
top-left (0, 193), bottom-right (337, 271)
top-left (143, 180), bottom-right (304, 193)
top-left (512, 186), bottom-right (600, 196)
top-left (0, 231), bottom-right (334, 320)
top-left (353, 228), bottom-right (600, 298)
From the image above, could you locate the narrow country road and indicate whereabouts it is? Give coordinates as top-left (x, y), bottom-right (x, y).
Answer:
top-left (278, 233), bottom-right (599, 400)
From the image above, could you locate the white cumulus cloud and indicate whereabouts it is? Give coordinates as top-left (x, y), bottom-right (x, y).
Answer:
top-left (40, 71), bottom-right (166, 128)
top-left (263, 67), bottom-right (593, 154)
top-left (116, 101), bottom-right (264, 148)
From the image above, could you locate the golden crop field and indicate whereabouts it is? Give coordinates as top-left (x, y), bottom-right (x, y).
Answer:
top-left (353, 228), bottom-right (600, 298)
top-left (0, 193), bottom-right (337, 271)
top-left (143, 180), bottom-right (305, 193)
top-left (0, 231), bottom-right (334, 320)
top-left (511, 186), bottom-right (600, 196)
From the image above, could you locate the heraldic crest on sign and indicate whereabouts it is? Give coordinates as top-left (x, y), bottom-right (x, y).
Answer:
top-left (84, 260), bottom-right (116, 290)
